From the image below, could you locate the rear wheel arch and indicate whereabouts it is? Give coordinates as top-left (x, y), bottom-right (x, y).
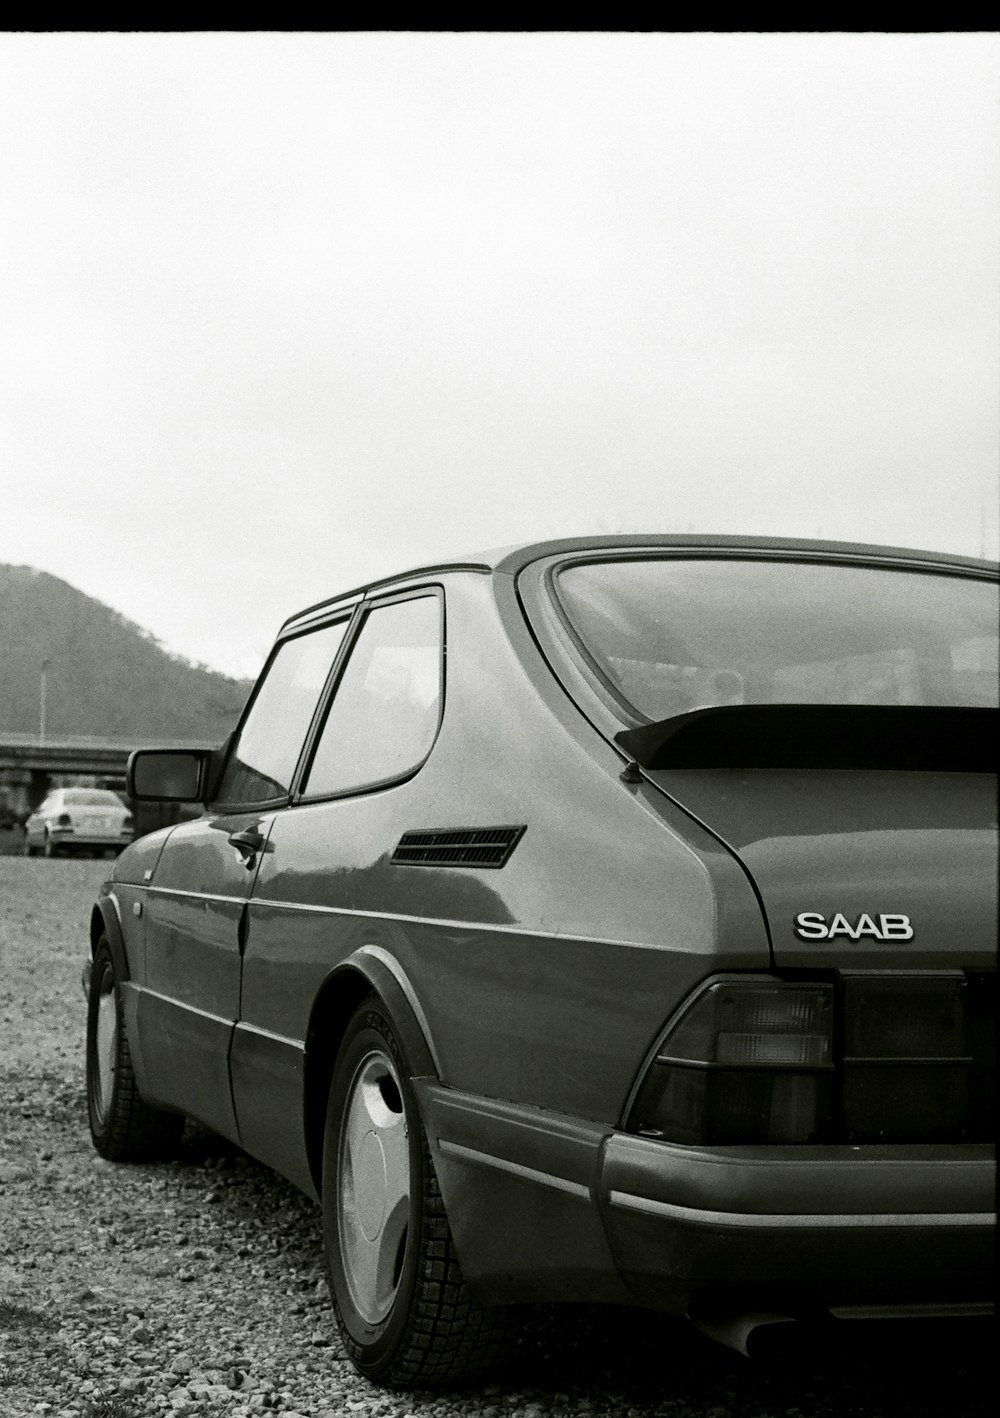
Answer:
top-left (302, 951), bottom-right (439, 1196)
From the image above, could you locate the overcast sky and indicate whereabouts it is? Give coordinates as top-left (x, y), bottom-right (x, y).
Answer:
top-left (1, 32), bottom-right (997, 679)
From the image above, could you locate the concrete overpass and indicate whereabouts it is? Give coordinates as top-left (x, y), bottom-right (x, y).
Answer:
top-left (0, 733), bottom-right (208, 817)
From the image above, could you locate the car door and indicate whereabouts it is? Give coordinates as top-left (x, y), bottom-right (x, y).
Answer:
top-left (232, 589), bottom-right (445, 1192)
top-left (137, 616), bottom-right (353, 1140)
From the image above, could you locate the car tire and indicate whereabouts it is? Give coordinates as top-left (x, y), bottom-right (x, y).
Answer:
top-left (323, 998), bottom-right (512, 1387)
top-left (86, 936), bottom-right (184, 1161)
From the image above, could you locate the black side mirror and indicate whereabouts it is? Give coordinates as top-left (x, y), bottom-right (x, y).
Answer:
top-left (127, 749), bottom-right (215, 803)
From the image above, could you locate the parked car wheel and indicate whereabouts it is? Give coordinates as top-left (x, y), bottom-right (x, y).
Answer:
top-left (323, 999), bottom-right (510, 1387)
top-left (86, 937), bottom-right (184, 1161)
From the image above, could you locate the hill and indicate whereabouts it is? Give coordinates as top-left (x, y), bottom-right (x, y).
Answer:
top-left (0, 565), bottom-right (253, 742)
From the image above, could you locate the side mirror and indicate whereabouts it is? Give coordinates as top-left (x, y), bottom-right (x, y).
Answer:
top-left (127, 748), bottom-right (216, 803)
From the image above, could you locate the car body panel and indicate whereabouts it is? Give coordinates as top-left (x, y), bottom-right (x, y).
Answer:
top-left (108, 822), bottom-right (175, 889)
top-left (91, 825), bottom-right (175, 986)
top-left (643, 769), bottom-right (998, 970)
top-left (133, 811), bottom-right (274, 1142)
top-left (415, 1081), bottom-right (630, 1303)
top-left (230, 1011), bottom-right (311, 1193)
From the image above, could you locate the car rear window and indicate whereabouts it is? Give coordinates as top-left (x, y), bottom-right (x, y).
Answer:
top-left (62, 790), bottom-right (123, 806)
top-left (555, 557), bottom-right (1000, 722)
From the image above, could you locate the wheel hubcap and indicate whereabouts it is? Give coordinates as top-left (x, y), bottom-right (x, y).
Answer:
top-left (93, 973), bottom-right (118, 1123)
top-left (338, 1050), bottom-right (410, 1325)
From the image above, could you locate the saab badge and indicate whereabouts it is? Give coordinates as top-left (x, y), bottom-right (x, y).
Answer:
top-left (794, 912), bottom-right (914, 942)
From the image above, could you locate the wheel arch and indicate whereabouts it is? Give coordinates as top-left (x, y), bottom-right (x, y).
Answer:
top-left (90, 897), bottom-right (129, 980)
top-left (302, 946), bottom-right (440, 1195)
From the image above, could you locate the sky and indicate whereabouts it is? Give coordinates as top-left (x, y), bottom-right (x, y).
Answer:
top-left (1, 32), bottom-right (997, 679)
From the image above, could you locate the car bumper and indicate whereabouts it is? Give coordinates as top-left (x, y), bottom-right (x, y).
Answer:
top-left (419, 1084), bottom-right (996, 1315)
top-left (48, 827), bottom-right (134, 847)
top-left (602, 1133), bottom-right (996, 1313)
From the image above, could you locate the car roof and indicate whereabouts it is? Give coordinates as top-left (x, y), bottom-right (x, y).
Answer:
top-left (280, 533), bottom-right (998, 634)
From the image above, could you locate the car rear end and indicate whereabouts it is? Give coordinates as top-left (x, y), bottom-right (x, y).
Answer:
top-left (51, 791), bottom-right (135, 855)
top-left (603, 965), bottom-right (994, 1331)
top-left (515, 538), bottom-right (997, 1334)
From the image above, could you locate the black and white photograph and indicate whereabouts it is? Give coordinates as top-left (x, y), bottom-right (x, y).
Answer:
top-left (0, 30), bottom-right (996, 1418)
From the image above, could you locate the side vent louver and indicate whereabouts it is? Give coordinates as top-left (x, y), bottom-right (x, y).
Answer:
top-left (391, 826), bottom-right (525, 869)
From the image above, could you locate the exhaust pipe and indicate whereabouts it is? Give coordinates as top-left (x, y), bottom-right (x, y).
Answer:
top-left (689, 1309), bottom-right (797, 1357)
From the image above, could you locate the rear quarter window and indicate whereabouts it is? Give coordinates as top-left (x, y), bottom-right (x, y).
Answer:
top-left (302, 593), bottom-right (443, 799)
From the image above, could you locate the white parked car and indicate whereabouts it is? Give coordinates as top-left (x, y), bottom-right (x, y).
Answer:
top-left (24, 788), bottom-right (135, 858)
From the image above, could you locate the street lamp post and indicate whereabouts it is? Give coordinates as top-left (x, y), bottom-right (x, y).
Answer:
top-left (40, 658), bottom-right (51, 743)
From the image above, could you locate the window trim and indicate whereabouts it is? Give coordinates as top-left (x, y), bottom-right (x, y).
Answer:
top-left (291, 584), bottom-right (446, 807)
top-left (208, 603), bottom-right (362, 814)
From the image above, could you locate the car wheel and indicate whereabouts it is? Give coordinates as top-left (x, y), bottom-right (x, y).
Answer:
top-left (323, 998), bottom-right (512, 1387)
top-left (86, 936), bottom-right (184, 1161)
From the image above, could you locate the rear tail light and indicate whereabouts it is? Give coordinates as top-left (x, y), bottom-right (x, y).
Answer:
top-left (627, 979), bottom-right (834, 1145)
top-left (122, 815), bottom-right (135, 830)
top-left (56, 812), bottom-right (72, 827)
top-left (840, 974), bottom-right (972, 1142)
top-left (627, 972), bottom-right (994, 1147)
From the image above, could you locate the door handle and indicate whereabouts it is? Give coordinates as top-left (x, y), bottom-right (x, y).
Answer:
top-left (228, 827), bottom-right (265, 867)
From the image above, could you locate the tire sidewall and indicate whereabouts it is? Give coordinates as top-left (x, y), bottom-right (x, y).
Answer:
top-left (323, 1003), bottom-right (424, 1378)
top-left (86, 941), bottom-right (121, 1149)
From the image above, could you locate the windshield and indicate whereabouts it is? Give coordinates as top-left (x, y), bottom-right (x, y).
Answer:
top-left (555, 557), bottom-right (999, 722)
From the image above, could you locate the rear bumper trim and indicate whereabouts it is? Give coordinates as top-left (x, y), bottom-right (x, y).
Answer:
top-left (830, 1301), bottom-right (994, 1319)
top-left (608, 1189), bottom-right (994, 1229)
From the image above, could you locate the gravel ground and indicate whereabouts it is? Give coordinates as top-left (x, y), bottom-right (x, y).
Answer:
top-left (0, 845), bottom-right (992, 1418)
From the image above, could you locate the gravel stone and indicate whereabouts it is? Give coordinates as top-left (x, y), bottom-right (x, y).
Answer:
top-left (0, 852), bottom-right (992, 1418)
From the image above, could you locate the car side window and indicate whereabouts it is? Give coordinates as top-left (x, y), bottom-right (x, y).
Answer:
top-left (215, 620), bottom-right (349, 806)
top-left (302, 594), bottom-right (442, 799)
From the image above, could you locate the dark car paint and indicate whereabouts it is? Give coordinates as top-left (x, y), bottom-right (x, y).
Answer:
top-left (91, 535), bottom-right (997, 1321)
top-left (643, 769), bottom-right (998, 970)
top-left (134, 810), bottom-right (273, 1143)
top-left (92, 828), bottom-right (176, 972)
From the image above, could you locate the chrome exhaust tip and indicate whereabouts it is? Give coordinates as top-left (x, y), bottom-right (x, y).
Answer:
top-left (689, 1309), bottom-right (797, 1357)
